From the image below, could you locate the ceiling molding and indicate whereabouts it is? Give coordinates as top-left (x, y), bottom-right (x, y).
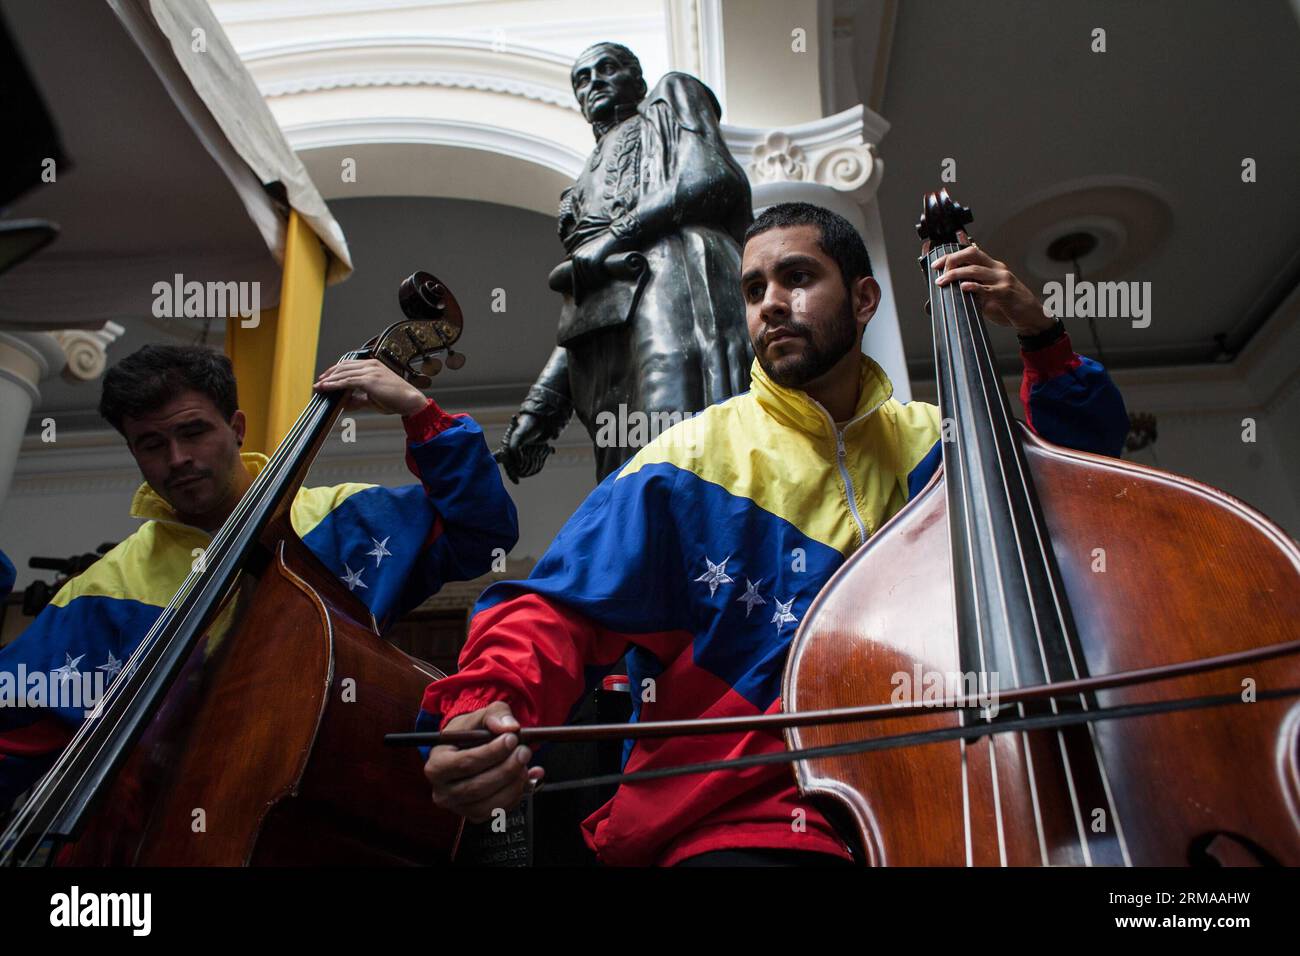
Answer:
top-left (238, 33), bottom-right (580, 111)
top-left (723, 105), bottom-right (888, 202)
top-left (264, 69), bottom-right (577, 110)
top-left (240, 33), bottom-right (575, 67)
top-left (285, 116), bottom-right (585, 177)
top-left (211, 0), bottom-right (481, 22)
top-left (724, 103), bottom-right (889, 156)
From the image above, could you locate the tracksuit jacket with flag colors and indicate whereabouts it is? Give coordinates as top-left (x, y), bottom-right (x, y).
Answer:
top-left (420, 335), bottom-right (1129, 866)
top-left (0, 399), bottom-right (518, 808)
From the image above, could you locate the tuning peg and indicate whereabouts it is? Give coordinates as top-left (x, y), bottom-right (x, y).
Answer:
top-left (445, 350), bottom-right (466, 370)
top-left (424, 356), bottom-right (443, 375)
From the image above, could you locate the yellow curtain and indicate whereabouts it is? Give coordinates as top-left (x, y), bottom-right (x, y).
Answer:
top-left (225, 210), bottom-right (327, 456)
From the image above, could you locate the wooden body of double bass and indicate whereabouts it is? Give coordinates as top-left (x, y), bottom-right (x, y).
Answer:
top-left (786, 425), bottom-right (1300, 866)
top-left (62, 517), bottom-right (461, 866)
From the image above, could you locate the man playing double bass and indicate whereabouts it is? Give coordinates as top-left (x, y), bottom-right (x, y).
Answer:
top-left (0, 344), bottom-right (518, 812)
top-left (421, 202), bottom-right (1130, 866)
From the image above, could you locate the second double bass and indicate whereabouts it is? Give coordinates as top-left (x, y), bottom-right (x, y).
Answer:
top-left (787, 190), bottom-right (1300, 865)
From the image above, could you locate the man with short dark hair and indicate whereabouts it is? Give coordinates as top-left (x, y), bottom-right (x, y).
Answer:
top-left (0, 345), bottom-right (518, 809)
top-left (420, 202), bottom-right (1128, 866)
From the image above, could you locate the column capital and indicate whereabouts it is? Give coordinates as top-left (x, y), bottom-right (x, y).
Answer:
top-left (723, 104), bottom-right (888, 201)
top-left (51, 321), bottom-right (126, 383)
top-left (0, 322), bottom-right (124, 403)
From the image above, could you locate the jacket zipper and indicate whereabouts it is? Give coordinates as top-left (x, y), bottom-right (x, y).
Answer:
top-left (834, 427), bottom-right (868, 546)
top-left (810, 402), bottom-right (870, 547)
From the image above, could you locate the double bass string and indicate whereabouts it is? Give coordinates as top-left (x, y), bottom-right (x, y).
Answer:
top-left (929, 242), bottom-right (986, 864)
top-left (932, 246), bottom-right (971, 861)
top-left (949, 266), bottom-right (1060, 865)
top-left (959, 278), bottom-right (1133, 865)
top-left (942, 238), bottom-right (1130, 866)
top-left (937, 232), bottom-right (1118, 865)
top-left (941, 247), bottom-right (1029, 868)
top-left (946, 246), bottom-right (1105, 865)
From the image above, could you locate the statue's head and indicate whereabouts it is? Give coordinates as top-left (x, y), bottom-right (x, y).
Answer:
top-left (571, 42), bottom-right (647, 129)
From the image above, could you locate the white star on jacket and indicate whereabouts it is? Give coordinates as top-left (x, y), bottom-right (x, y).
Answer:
top-left (694, 555), bottom-right (734, 597)
top-left (771, 597), bottom-right (798, 633)
top-left (366, 536), bottom-right (392, 567)
top-left (737, 578), bottom-right (767, 617)
top-left (97, 651), bottom-right (123, 680)
top-left (52, 652), bottom-right (85, 684)
top-left (340, 564), bottom-right (368, 591)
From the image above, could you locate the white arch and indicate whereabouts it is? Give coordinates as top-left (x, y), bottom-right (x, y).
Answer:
top-left (286, 116), bottom-right (584, 216)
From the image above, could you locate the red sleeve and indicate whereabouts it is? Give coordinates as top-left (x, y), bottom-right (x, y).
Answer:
top-left (420, 593), bottom-right (634, 730)
top-left (401, 397), bottom-right (462, 460)
top-left (1019, 333), bottom-right (1082, 434)
top-left (1019, 333), bottom-right (1082, 384)
top-left (1016, 333), bottom-right (1129, 456)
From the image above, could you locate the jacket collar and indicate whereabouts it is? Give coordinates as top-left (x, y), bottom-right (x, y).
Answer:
top-left (129, 452), bottom-right (269, 528)
top-left (749, 352), bottom-right (894, 436)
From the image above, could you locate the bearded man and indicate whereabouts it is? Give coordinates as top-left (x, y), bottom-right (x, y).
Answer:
top-left (422, 203), bottom-right (1128, 866)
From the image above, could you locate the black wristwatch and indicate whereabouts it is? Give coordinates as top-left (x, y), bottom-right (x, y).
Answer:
top-left (1017, 316), bottom-right (1066, 351)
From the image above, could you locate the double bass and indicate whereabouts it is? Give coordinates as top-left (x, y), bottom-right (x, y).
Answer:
top-left (1, 273), bottom-right (468, 866)
top-left (785, 190), bottom-right (1300, 865)
top-left (403, 190), bottom-right (1300, 867)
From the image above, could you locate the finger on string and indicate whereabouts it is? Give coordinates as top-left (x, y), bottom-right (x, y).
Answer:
top-left (935, 264), bottom-right (999, 286)
top-left (318, 373), bottom-right (361, 389)
top-left (318, 359), bottom-right (372, 381)
top-left (931, 245), bottom-right (978, 270)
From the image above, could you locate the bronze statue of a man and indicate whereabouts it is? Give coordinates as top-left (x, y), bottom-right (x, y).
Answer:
top-left (496, 42), bottom-right (754, 482)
